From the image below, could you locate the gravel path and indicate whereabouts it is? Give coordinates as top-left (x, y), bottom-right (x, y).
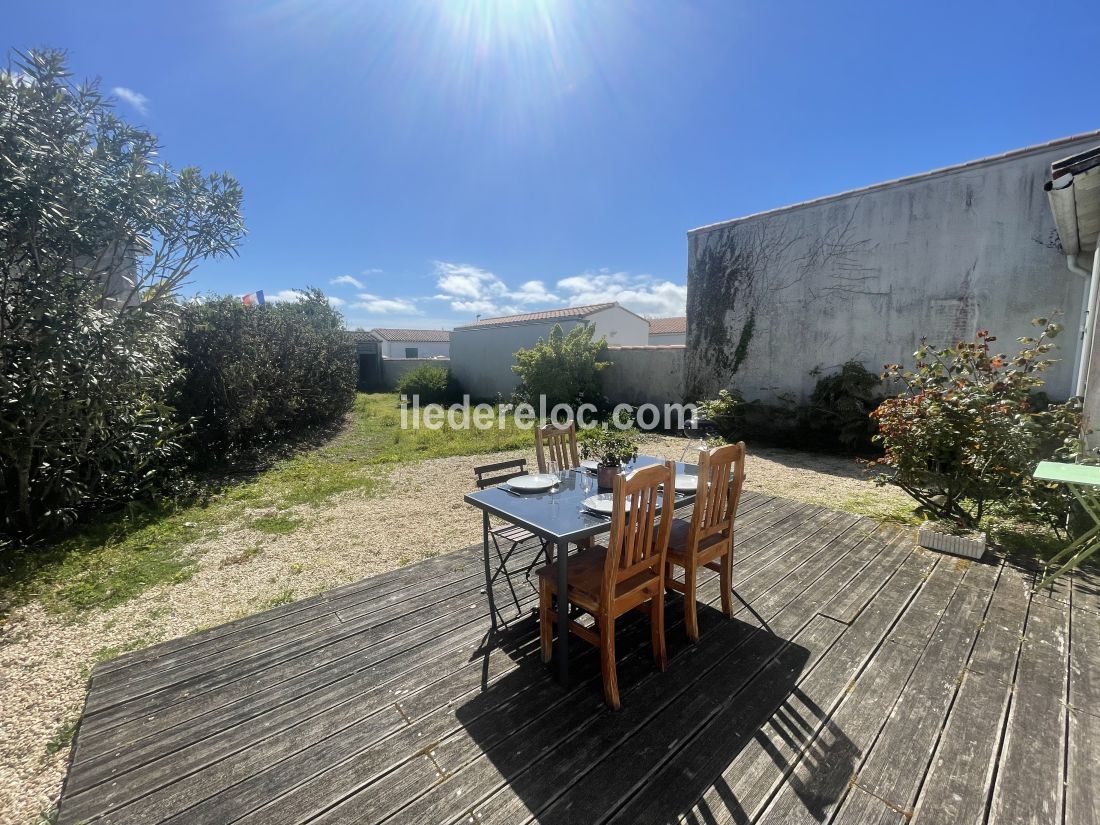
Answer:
top-left (0, 438), bottom-right (910, 824)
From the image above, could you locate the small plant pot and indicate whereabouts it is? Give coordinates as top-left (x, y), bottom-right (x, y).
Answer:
top-left (918, 521), bottom-right (986, 560)
top-left (597, 464), bottom-right (620, 491)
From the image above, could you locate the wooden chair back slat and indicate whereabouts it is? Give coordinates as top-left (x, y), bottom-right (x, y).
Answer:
top-left (473, 458), bottom-right (528, 489)
top-left (604, 461), bottom-right (675, 596)
top-left (691, 442), bottom-right (746, 542)
top-left (535, 423), bottom-right (581, 473)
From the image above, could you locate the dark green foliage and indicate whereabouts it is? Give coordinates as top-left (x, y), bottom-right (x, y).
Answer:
top-left (808, 361), bottom-right (883, 451)
top-left (512, 324), bottom-right (610, 408)
top-left (173, 290), bottom-right (356, 462)
top-left (0, 50), bottom-right (243, 542)
top-left (394, 364), bottom-right (460, 405)
top-left (698, 362), bottom-right (882, 454)
top-left (578, 426), bottom-right (640, 467)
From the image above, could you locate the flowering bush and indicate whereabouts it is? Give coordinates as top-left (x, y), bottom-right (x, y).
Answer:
top-left (871, 320), bottom-right (1082, 530)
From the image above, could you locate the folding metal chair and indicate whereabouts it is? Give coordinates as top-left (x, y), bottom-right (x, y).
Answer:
top-left (473, 458), bottom-right (553, 628)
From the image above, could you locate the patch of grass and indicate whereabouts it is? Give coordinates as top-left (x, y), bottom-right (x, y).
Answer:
top-left (1, 504), bottom-right (206, 619)
top-left (832, 490), bottom-right (920, 525)
top-left (43, 716), bottom-right (79, 758)
top-left (250, 514), bottom-right (301, 536)
top-left (257, 587), bottom-right (296, 609)
top-left (1, 393), bottom-right (531, 619)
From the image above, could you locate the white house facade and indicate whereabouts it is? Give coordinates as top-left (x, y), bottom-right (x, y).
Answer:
top-left (449, 302), bottom-right (649, 399)
top-left (369, 328), bottom-right (451, 359)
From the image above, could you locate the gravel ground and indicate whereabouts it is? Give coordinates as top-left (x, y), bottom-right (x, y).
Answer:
top-left (0, 438), bottom-right (911, 824)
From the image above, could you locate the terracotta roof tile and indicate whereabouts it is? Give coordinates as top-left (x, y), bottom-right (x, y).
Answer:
top-left (455, 303), bottom-right (616, 329)
top-left (358, 328), bottom-right (451, 343)
top-left (648, 316), bottom-right (686, 334)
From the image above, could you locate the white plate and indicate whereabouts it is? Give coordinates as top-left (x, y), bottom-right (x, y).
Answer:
top-left (579, 459), bottom-right (600, 472)
top-left (674, 474), bottom-right (700, 492)
top-left (508, 474), bottom-right (558, 493)
top-left (582, 494), bottom-right (617, 514)
top-left (582, 493), bottom-right (663, 515)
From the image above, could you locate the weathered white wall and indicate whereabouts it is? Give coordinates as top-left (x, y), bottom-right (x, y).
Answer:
top-left (382, 357), bottom-right (451, 390)
top-left (602, 345), bottom-right (685, 407)
top-left (648, 331), bottom-right (687, 346)
top-left (377, 339), bottom-right (450, 359)
top-left (686, 134), bottom-right (1100, 403)
top-left (450, 319), bottom-right (588, 399)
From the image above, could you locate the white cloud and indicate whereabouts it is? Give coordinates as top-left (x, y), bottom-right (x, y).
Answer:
top-left (556, 270), bottom-right (686, 317)
top-left (265, 289), bottom-right (305, 303)
top-left (352, 293), bottom-right (419, 314)
top-left (362, 267), bottom-right (383, 275)
top-left (432, 262), bottom-right (562, 316)
top-left (433, 261), bottom-right (508, 301)
top-left (112, 86), bottom-right (149, 115)
top-left (264, 289), bottom-right (345, 308)
top-left (330, 275), bottom-right (364, 289)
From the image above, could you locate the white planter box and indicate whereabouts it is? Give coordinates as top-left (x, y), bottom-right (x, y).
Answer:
top-left (918, 521), bottom-right (986, 560)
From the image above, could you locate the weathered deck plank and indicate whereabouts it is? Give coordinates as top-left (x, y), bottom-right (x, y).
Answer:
top-left (54, 496), bottom-right (1094, 825)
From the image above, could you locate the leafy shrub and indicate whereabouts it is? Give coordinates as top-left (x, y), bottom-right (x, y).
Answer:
top-left (871, 321), bottom-right (1082, 529)
top-left (173, 290), bottom-right (356, 462)
top-left (808, 361), bottom-right (883, 451)
top-left (699, 362), bottom-right (882, 453)
top-left (578, 426), bottom-right (641, 467)
top-left (512, 324), bottom-right (610, 408)
top-left (696, 389), bottom-right (744, 442)
top-left (0, 50), bottom-right (243, 542)
top-left (395, 364), bottom-right (460, 405)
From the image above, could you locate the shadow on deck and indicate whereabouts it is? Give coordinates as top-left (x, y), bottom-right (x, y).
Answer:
top-left (55, 493), bottom-right (1098, 825)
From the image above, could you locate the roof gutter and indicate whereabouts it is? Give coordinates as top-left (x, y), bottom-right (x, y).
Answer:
top-left (1045, 171), bottom-right (1100, 397)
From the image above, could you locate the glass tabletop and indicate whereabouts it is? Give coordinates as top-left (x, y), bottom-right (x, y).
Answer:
top-left (464, 455), bottom-right (702, 542)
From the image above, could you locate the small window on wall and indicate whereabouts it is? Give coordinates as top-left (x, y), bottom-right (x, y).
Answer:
top-left (405, 347), bottom-right (418, 359)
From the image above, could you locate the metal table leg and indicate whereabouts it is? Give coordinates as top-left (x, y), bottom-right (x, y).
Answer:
top-left (482, 512), bottom-right (498, 633)
top-left (556, 538), bottom-right (569, 685)
top-left (1035, 483), bottom-right (1100, 591)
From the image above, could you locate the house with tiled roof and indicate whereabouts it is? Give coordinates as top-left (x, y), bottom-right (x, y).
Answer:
top-left (450, 302), bottom-right (649, 398)
top-left (647, 316), bottom-right (687, 345)
top-left (347, 327), bottom-right (451, 359)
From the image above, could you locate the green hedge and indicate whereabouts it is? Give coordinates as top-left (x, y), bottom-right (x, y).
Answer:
top-left (173, 290), bottom-right (357, 462)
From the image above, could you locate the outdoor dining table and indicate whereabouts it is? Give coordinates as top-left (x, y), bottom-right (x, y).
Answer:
top-left (463, 454), bottom-right (701, 685)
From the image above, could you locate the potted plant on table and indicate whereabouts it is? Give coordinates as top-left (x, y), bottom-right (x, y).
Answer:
top-left (579, 427), bottom-right (641, 490)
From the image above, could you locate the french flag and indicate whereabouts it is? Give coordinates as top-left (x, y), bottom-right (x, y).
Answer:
top-left (242, 290), bottom-right (265, 306)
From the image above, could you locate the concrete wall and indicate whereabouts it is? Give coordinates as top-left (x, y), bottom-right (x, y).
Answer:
top-left (685, 133), bottom-right (1100, 403)
top-left (648, 331), bottom-right (687, 346)
top-left (450, 319), bottom-right (588, 399)
top-left (602, 345), bottom-right (685, 407)
top-left (381, 357), bottom-right (450, 390)
top-left (449, 306), bottom-right (649, 399)
top-left (377, 339), bottom-right (450, 359)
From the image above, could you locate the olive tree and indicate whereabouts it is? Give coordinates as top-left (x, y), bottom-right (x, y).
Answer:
top-left (0, 49), bottom-right (244, 540)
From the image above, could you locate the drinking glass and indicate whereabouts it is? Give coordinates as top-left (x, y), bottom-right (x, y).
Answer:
top-left (547, 459), bottom-right (559, 478)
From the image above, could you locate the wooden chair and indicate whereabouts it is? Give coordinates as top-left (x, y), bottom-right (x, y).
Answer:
top-left (535, 422), bottom-right (580, 473)
top-left (537, 460), bottom-right (675, 710)
top-left (665, 442), bottom-right (747, 642)
top-left (473, 458), bottom-right (552, 628)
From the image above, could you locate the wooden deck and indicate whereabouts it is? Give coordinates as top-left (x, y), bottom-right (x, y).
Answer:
top-left (56, 493), bottom-right (1100, 825)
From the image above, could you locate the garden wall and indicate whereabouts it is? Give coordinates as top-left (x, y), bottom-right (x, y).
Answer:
top-left (685, 131), bottom-right (1100, 403)
top-left (382, 357), bottom-right (449, 390)
top-left (602, 345), bottom-right (685, 407)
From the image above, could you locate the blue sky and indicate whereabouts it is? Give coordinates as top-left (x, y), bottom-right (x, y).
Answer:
top-left (7, 1), bottom-right (1099, 330)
